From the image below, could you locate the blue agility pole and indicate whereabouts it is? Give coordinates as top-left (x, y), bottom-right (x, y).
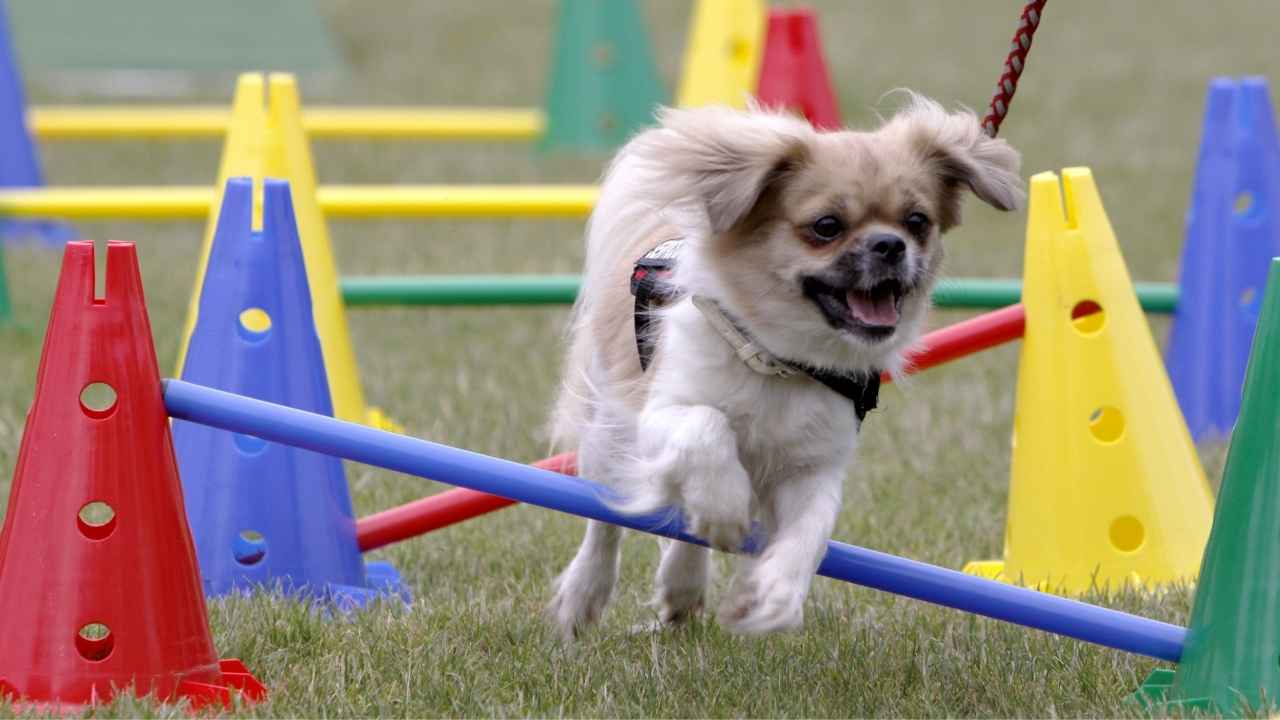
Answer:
top-left (162, 378), bottom-right (1187, 663)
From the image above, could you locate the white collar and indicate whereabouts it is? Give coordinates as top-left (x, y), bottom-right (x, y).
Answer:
top-left (690, 295), bottom-right (798, 377)
top-left (687, 295), bottom-right (883, 422)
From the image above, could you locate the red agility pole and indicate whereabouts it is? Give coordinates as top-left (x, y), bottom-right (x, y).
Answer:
top-left (355, 304), bottom-right (1030, 552)
top-left (886, 303), bottom-right (1027, 381)
top-left (357, 452), bottom-right (576, 551)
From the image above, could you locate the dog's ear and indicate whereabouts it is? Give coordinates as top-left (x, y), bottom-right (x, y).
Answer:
top-left (893, 95), bottom-right (1024, 229)
top-left (631, 105), bottom-right (814, 234)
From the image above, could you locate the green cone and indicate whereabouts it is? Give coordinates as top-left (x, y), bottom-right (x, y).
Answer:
top-left (537, 0), bottom-right (666, 152)
top-left (1135, 258), bottom-right (1280, 714)
top-left (0, 241), bottom-right (12, 326)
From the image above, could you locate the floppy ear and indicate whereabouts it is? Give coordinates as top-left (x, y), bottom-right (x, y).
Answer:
top-left (893, 95), bottom-right (1024, 228)
top-left (628, 105), bottom-right (814, 234)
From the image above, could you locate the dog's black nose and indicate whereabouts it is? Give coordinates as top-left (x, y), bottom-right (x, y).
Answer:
top-left (868, 234), bottom-right (906, 263)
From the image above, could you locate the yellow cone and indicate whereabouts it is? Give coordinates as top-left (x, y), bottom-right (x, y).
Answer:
top-left (675, 0), bottom-right (766, 109)
top-left (963, 168), bottom-right (1213, 594)
top-left (177, 73), bottom-right (398, 431)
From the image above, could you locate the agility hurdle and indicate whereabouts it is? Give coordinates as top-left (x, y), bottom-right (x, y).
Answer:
top-left (0, 185), bottom-right (598, 220)
top-left (28, 106), bottom-right (544, 141)
top-left (339, 275), bottom-right (1182, 314)
top-left (163, 378), bottom-right (1185, 662)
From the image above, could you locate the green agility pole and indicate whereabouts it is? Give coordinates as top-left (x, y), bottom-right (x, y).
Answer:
top-left (339, 275), bottom-right (1180, 313)
top-left (934, 278), bottom-right (1178, 312)
top-left (341, 275), bottom-right (579, 307)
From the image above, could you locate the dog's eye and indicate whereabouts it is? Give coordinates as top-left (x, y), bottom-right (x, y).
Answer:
top-left (811, 216), bottom-right (844, 242)
top-left (904, 212), bottom-right (931, 237)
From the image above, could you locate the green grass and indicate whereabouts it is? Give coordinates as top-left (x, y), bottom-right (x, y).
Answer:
top-left (1, 0), bottom-right (1277, 716)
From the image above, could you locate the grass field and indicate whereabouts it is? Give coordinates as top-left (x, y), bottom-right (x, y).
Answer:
top-left (2, 1), bottom-right (1278, 716)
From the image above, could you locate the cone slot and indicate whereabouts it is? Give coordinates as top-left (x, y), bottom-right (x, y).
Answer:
top-left (233, 530), bottom-right (267, 566)
top-left (1071, 300), bottom-right (1106, 334)
top-left (75, 623), bottom-right (114, 662)
top-left (79, 382), bottom-right (118, 419)
top-left (76, 501), bottom-right (117, 541)
top-left (236, 308), bottom-right (273, 342)
top-left (1088, 406), bottom-right (1125, 443)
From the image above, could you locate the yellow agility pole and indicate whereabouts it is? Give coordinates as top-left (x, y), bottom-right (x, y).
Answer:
top-left (0, 184), bottom-right (599, 220)
top-left (28, 106), bottom-right (545, 141)
top-left (315, 184), bottom-right (598, 218)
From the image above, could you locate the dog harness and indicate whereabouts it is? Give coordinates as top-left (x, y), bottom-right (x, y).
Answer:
top-left (629, 240), bottom-right (881, 423)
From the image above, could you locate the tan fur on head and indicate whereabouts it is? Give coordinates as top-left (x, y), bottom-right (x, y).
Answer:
top-left (625, 104), bottom-right (816, 234)
top-left (878, 93), bottom-right (1025, 228)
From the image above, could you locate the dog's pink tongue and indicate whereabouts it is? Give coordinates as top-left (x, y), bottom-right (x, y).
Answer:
top-left (847, 289), bottom-right (899, 327)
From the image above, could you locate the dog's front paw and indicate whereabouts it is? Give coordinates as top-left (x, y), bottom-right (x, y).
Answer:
top-left (687, 506), bottom-right (751, 552)
top-left (681, 464), bottom-right (752, 552)
top-left (717, 572), bottom-right (805, 634)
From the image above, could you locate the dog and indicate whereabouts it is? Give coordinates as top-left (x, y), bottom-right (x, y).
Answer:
top-left (546, 93), bottom-right (1022, 638)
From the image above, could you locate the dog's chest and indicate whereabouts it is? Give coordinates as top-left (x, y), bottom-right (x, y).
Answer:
top-left (725, 377), bottom-right (860, 484)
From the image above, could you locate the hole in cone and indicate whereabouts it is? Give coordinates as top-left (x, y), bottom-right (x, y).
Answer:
top-left (1235, 191), bottom-right (1254, 216)
top-left (79, 382), bottom-right (118, 419)
top-left (1109, 515), bottom-right (1145, 553)
top-left (234, 530), bottom-right (267, 566)
top-left (234, 433), bottom-right (269, 456)
top-left (237, 308), bottom-right (273, 342)
top-left (77, 501), bottom-right (117, 540)
top-left (1070, 300), bottom-right (1105, 335)
top-left (76, 623), bottom-right (114, 662)
top-left (1241, 286), bottom-right (1258, 308)
top-left (1088, 406), bottom-right (1125, 443)
top-left (592, 43), bottom-right (614, 68)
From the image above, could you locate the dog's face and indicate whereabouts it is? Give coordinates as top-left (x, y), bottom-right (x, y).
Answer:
top-left (757, 132), bottom-right (963, 348)
top-left (645, 96), bottom-right (1023, 370)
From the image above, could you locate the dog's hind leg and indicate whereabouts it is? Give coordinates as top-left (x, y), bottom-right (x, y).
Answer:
top-left (546, 393), bottom-right (631, 640)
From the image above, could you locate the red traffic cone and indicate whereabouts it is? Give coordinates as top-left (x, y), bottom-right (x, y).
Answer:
top-left (0, 242), bottom-right (264, 710)
top-left (756, 7), bottom-right (842, 130)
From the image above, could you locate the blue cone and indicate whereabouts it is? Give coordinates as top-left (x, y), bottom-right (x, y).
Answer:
top-left (0, 0), bottom-right (73, 245)
top-left (172, 177), bottom-right (408, 609)
top-left (1167, 77), bottom-right (1280, 441)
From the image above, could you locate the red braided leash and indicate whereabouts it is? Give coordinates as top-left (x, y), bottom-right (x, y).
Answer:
top-left (982, 0), bottom-right (1047, 137)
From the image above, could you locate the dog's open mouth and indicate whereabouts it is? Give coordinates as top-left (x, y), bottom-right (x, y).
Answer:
top-left (802, 277), bottom-right (906, 340)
